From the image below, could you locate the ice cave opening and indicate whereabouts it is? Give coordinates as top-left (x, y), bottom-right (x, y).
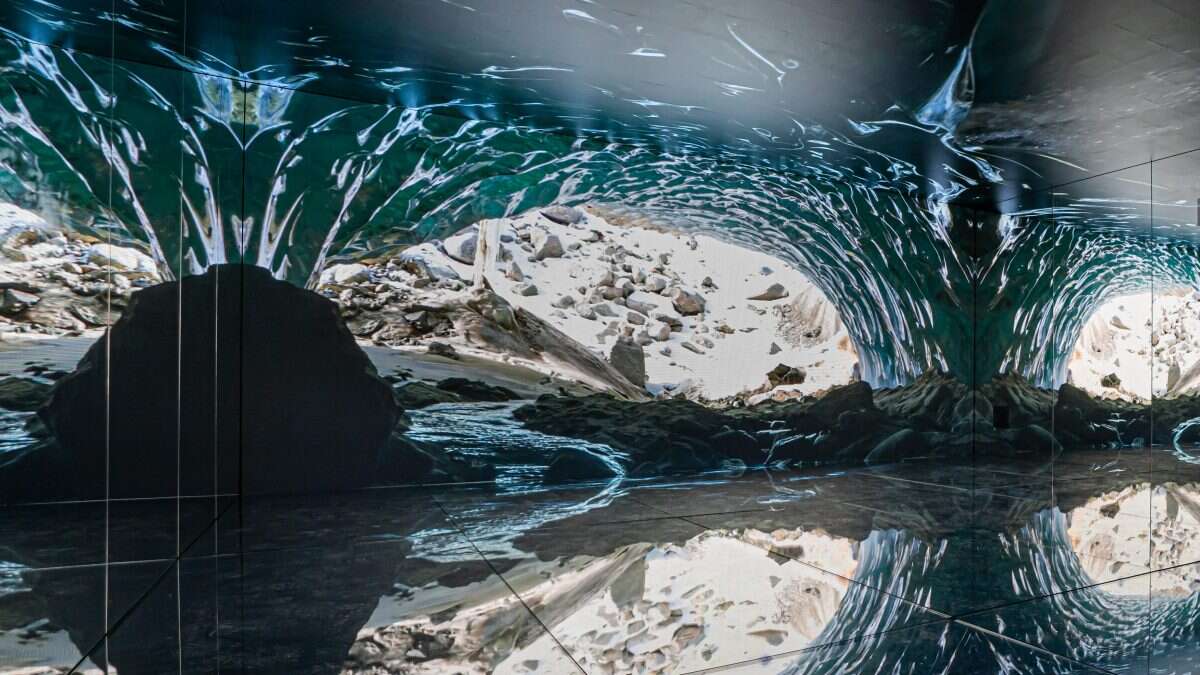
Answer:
top-left (366, 205), bottom-right (860, 404)
top-left (1067, 286), bottom-right (1200, 402)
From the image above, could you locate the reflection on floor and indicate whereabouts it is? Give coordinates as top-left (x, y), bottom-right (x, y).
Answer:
top-left (3, 451), bottom-right (1200, 674)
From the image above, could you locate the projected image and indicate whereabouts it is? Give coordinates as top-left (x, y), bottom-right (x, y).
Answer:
top-left (0, 1), bottom-right (1197, 673)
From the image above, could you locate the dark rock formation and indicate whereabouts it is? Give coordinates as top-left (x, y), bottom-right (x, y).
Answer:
top-left (544, 450), bottom-right (619, 483)
top-left (865, 428), bottom-right (926, 464)
top-left (1052, 383), bottom-right (1148, 446)
top-left (514, 394), bottom-right (765, 476)
top-left (376, 431), bottom-right (495, 485)
top-left (0, 376), bottom-right (51, 411)
top-left (8, 264), bottom-right (402, 500)
top-left (394, 381), bottom-right (464, 408)
top-left (435, 377), bottom-right (518, 402)
top-left (393, 378), bottom-right (519, 409)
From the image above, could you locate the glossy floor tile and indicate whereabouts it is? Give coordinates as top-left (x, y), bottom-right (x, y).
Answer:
top-left (4, 455), bottom-right (1200, 673)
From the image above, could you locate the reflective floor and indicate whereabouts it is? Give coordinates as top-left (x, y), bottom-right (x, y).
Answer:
top-left (4, 450), bottom-right (1200, 674)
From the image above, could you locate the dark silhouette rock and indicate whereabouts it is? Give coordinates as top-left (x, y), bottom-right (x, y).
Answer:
top-left (19, 264), bottom-right (402, 500)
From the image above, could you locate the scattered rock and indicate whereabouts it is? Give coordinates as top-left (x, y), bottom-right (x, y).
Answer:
top-left (748, 283), bottom-right (789, 301)
top-left (769, 342), bottom-right (782, 355)
top-left (322, 263), bottom-right (370, 285)
top-left (670, 288), bottom-right (706, 315)
top-left (654, 313), bottom-right (683, 331)
top-left (766, 364), bottom-right (807, 388)
top-left (625, 292), bottom-right (657, 315)
top-left (551, 295), bottom-right (576, 308)
top-left (506, 262), bottom-right (524, 282)
top-left (650, 322), bottom-right (671, 341)
top-left (701, 276), bottom-right (717, 290)
top-left (86, 244), bottom-right (155, 273)
top-left (441, 229), bottom-right (478, 265)
top-left (513, 283), bottom-right (539, 297)
top-left (532, 232), bottom-right (565, 260)
top-left (540, 205), bottom-right (585, 225)
top-left (627, 311), bottom-right (646, 325)
top-left (69, 304), bottom-right (105, 327)
top-left (1100, 372), bottom-right (1121, 388)
top-left (427, 341), bottom-right (460, 360)
top-left (0, 288), bottom-right (39, 315)
top-left (644, 274), bottom-right (669, 293)
top-left (681, 341), bottom-right (705, 354)
top-left (398, 243), bottom-right (461, 282)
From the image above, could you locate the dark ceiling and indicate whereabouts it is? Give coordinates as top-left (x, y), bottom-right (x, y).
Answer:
top-left (1, 0), bottom-right (1197, 223)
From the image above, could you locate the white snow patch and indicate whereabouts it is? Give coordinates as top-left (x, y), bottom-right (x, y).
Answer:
top-left (432, 206), bottom-right (858, 400)
top-left (1069, 288), bottom-right (1200, 401)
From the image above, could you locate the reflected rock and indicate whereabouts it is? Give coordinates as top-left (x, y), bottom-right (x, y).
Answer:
top-left (10, 264), bottom-right (402, 499)
top-left (347, 526), bottom-right (854, 674)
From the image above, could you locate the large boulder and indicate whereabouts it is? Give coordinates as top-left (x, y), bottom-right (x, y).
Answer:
top-left (441, 228), bottom-right (478, 265)
top-left (541, 205), bottom-right (585, 225)
top-left (19, 264), bottom-right (402, 500)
